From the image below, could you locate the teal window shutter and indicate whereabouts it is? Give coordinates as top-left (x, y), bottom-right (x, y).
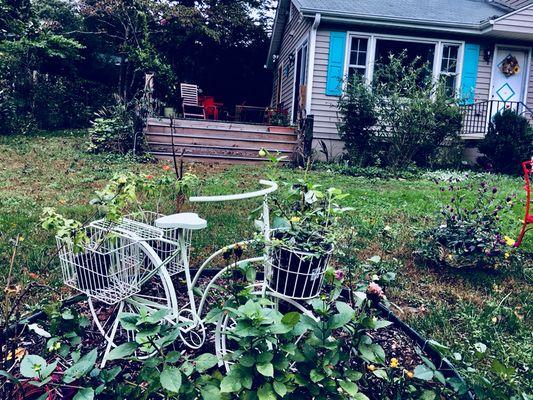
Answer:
top-left (326, 31), bottom-right (347, 96)
top-left (460, 44), bottom-right (480, 105)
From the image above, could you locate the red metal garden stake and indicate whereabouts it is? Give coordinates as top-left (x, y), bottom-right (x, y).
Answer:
top-left (515, 160), bottom-right (533, 247)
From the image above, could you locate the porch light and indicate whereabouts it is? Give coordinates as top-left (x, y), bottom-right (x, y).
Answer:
top-left (483, 48), bottom-right (493, 63)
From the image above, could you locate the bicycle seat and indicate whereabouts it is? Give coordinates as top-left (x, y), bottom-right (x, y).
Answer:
top-left (155, 213), bottom-right (207, 230)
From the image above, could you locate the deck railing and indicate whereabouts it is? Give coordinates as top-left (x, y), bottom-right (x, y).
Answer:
top-left (460, 100), bottom-right (533, 136)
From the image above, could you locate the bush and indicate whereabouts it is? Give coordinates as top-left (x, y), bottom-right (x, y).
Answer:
top-left (0, 85), bottom-right (19, 135)
top-left (88, 100), bottom-right (136, 154)
top-left (337, 53), bottom-right (463, 169)
top-left (477, 109), bottom-right (533, 175)
top-left (32, 76), bottom-right (113, 130)
top-left (417, 179), bottom-right (517, 269)
top-left (338, 74), bottom-right (378, 166)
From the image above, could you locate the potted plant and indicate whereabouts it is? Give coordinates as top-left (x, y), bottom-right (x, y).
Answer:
top-left (265, 181), bottom-right (351, 299)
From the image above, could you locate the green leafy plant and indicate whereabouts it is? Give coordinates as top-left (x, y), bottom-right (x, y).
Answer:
top-left (269, 181), bottom-right (352, 255)
top-left (337, 53), bottom-right (463, 169)
top-left (417, 179), bottom-right (517, 269)
top-left (338, 74), bottom-right (378, 166)
top-left (107, 306), bottom-right (223, 399)
top-left (477, 108), bottom-right (533, 175)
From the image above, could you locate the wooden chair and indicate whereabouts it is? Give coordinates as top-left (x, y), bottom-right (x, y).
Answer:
top-left (181, 83), bottom-right (206, 119)
top-left (515, 159), bottom-right (533, 247)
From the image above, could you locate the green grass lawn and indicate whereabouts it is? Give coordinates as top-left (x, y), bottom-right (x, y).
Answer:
top-left (1, 131), bottom-right (531, 396)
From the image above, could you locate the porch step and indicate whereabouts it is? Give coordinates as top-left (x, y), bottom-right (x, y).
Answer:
top-left (148, 142), bottom-right (293, 161)
top-left (145, 117), bottom-right (297, 164)
top-left (147, 132), bottom-right (297, 151)
top-left (147, 125), bottom-right (297, 142)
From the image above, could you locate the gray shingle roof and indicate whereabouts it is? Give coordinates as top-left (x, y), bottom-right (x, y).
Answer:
top-left (294, 0), bottom-right (508, 26)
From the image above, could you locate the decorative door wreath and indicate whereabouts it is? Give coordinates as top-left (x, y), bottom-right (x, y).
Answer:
top-left (500, 54), bottom-right (520, 77)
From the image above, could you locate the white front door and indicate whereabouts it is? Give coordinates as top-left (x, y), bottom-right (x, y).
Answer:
top-left (490, 46), bottom-right (529, 116)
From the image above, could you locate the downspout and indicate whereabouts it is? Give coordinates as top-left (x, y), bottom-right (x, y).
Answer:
top-left (305, 13), bottom-right (321, 116)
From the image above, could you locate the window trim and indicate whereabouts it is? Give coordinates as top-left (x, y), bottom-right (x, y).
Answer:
top-left (291, 36), bottom-right (310, 123)
top-left (343, 32), bottom-right (465, 96)
top-left (276, 62), bottom-right (283, 107)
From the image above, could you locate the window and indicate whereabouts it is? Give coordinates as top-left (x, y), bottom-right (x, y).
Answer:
top-left (440, 44), bottom-right (460, 95)
top-left (344, 34), bottom-right (463, 98)
top-left (347, 37), bottom-right (368, 79)
top-left (374, 39), bottom-right (435, 88)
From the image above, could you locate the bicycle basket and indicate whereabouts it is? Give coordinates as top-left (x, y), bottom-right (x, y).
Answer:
top-left (57, 227), bottom-right (151, 305)
top-left (125, 211), bottom-right (192, 276)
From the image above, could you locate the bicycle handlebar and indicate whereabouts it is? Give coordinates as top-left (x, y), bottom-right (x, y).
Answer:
top-left (190, 180), bottom-right (278, 203)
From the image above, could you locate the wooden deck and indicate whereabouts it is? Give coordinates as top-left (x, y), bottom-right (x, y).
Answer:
top-left (145, 118), bottom-right (298, 164)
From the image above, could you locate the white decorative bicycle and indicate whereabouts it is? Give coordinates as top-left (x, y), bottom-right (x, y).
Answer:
top-left (57, 180), bottom-right (320, 368)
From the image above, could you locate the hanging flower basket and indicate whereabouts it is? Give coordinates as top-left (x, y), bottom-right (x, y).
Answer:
top-left (266, 244), bottom-right (333, 300)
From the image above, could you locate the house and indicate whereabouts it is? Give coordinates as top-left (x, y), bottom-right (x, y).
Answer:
top-left (267, 0), bottom-right (533, 156)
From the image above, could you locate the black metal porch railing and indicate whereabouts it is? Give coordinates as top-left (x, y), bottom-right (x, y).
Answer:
top-left (460, 100), bottom-right (533, 136)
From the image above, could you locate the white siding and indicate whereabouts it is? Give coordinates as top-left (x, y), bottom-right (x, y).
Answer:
top-left (493, 5), bottom-right (533, 34)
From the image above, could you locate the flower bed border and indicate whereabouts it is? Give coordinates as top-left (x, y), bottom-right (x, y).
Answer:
top-left (9, 271), bottom-right (474, 399)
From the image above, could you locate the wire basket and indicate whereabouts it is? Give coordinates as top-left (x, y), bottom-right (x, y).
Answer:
top-left (265, 245), bottom-right (333, 300)
top-left (57, 227), bottom-right (151, 305)
top-left (124, 211), bottom-right (192, 276)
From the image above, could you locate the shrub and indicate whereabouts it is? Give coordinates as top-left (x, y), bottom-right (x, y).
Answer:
top-left (0, 85), bottom-right (19, 135)
top-left (87, 97), bottom-right (146, 155)
top-left (417, 178), bottom-right (517, 269)
top-left (477, 109), bottom-right (533, 175)
top-left (337, 53), bottom-right (463, 169)
top-left (338, 74), bottom-right (378, 166)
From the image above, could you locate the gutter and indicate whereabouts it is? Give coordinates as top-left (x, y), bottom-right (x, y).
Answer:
top-left (301, 10), bottom-right (497, 36)
top-left (305, 13), bottom-right (321, 116)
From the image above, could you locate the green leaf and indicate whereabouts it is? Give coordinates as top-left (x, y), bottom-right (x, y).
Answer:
top-left (256, 352), bottom-right (274, 363)
top-left (0, 370), bottom-right (19, 384)
top-left (372, 369), bottom-right (388, 380)
top-left (160, 366), bottom-right (182, 393)
top-left (20, 355), bottom-right (48, 379)
top-left (256, 362), bottom-right (274, 378)
top-left (63, 349), bottom-right (97, 384)
top-left (427, 339), bottom-right (449, 353)
top-left (257, 383), bottom-right (277, 400)
top-left (201, 385), bottom-right (221, 400)
top-left (374, 320), bottom-right (393, 330)
top-left (329, 302), bottom-right (354, 329)
top-left (273, 380), bottom-right (287, 397)
top-left (447, 377), bottom-right (468, 395)
top-left (339, 380), bottom-right (359, 395)
top-left (107, 342), bottom-right (138, 361)
top-left (413, 365), bottom-right (434, 381)
top-left (281, 311), bottom-right (301, 327)
top-left (240, 354), bottom-right (256, 367)
top-left (420, 390), bottom-right (437, 400)
top-left (220, 371), bottom-right (242, 393)
top-left (195, 353), bottom-right (219, 373)
top-left (73, 388), bottom-right (94, 400)
top-left (246, 266), bottom-right (257, 283)
top-left (310, 368), bottom-right (325, 383)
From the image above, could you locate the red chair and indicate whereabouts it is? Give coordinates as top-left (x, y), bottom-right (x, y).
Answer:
top-left (515, 160), bottom-right (533, 247)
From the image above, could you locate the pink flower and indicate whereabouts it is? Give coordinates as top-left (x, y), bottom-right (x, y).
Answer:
top-left (334, 269), bottom-right (344, 281)
top-left (146, 175), bottom-right (154, 180)
top-left (367, 282), bottom-right (385, 304)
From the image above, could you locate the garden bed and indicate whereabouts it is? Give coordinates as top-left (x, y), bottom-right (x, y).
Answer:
top-left (4, 270), bottom-right (472, 400)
